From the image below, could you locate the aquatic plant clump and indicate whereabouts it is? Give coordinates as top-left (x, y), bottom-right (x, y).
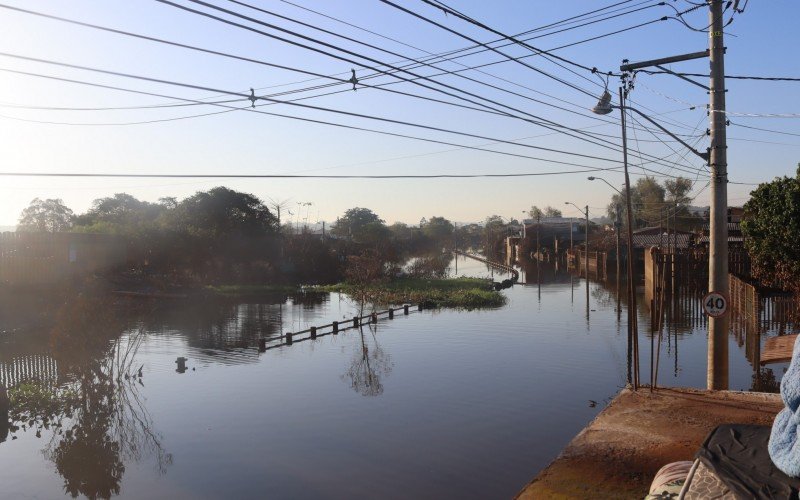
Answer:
top-left (320, 277), bottom-right (507, 310)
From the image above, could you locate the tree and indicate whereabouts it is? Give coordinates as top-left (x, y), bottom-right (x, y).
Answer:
top-left (605, 177), bottom-right (667, 228)
top-left (528, 206), bottom-right (543, 219)
top-left (170, 187), bottom-right (277, 240)
top-left (665, 177), bottom-right (693, 206)
top-left (17, 198), bottom-right (74, 232)
top-left (74, 193), bottom-right (162, 234)
top-left (665, 176), bottom-right (697, 229)
top-left (741, 166), bottom-right (800, 292)
top-left (331, 208), bottom-right (385, 243)
top-left (421, 216), bottom-right (454, 245)
top-left (543, 206), bottom-right (562, 217)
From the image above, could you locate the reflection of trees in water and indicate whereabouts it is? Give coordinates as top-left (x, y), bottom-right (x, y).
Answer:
top-left (142, 293), bottom-right (329, 353)
top-left (342, 327), bottom-right (393, 397)
top-left (5, 297), bottom-right (170, 499)
top-left (751, 366), bottom-right (781, 393)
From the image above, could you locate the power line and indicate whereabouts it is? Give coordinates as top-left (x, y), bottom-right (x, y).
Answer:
top-left (729, 121), bottom-right (800, 138)
top-left (1, 64), bottom-right (710, 183)
top-left (219, 0), bottom-right (631, 126)
top-left (156, 0), bottom-right (642, 153)
top-left (7, 1), bottom-right (687, 153)
top-left (3, 4), bottom-right (706, 174)
top-left (0, 51), bottom-right (647, 165)
top-left (0, 58), bottom-right (708, 180)
top-left (643, 70), bottom-right (800, 82)
top-left (155, 0), bottom-right (705, 171)
top-left (0, 66), bottom-right (644, 177)
top-left (0, 171), bottom-right (655, 179)
top-left (380, 0), bottom-right (601, 98)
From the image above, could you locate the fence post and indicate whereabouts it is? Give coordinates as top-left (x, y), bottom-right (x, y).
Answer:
top-left (310, 326), bottom-right (317, 339)
top-left (286, 332), bottom-right (293, 345)
top-left (403, 305), bottom-right (409, 315)
top-left (332, 321), bottom-right (339, 334)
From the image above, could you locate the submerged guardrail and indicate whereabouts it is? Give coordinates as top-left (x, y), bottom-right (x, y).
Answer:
top-left (257, 303), bottom-right (425, 352)
top-left (454, 251), bottom-right (519, 289)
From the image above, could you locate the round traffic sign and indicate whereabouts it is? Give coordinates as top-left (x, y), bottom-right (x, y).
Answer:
top-left (702, 291), bottom-right (728, 317)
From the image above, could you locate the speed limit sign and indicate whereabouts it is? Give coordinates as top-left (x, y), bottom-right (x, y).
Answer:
top-left (703, 291), bottom-right (728, 317)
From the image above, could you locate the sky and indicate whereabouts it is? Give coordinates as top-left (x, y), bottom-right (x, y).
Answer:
top-left (0, 0), bottom-right (798, 227)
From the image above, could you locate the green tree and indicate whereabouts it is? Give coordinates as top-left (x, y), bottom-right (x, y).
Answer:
top-left (331, 208), bottom-right (385, 243)
top-left (169, 187), bottom-right (277, 240)
top-left (528, 206), bottom-right (543, 219)
top-left (741, 166), bottom-right (800, 291)
top-left (17, 198), bottom-right (74, 232)
top-left (74, 193), bottom-right (162, 234)
top-left (421, 216), bottom-right (454, 244)
top-left (543, 206), bottom-right (563, 217)
top-left (665, 176), bottom-right (698, 229)
top-left (606, 177), bottom-right (667, 228)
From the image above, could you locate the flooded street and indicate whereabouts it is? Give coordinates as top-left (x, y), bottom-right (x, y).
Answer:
top-left (0, 255), bottom-right (787, 499)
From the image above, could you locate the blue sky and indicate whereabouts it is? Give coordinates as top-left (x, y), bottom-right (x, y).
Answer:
top-left (0, 0), bottom-right (798, 226)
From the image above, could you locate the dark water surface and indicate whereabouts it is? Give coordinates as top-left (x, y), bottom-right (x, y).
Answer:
top-left (0, 256), bottom-right (788, 499)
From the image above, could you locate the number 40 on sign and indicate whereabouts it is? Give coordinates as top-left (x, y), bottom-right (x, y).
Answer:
top-left (703, 291), bottom-right (728, 317)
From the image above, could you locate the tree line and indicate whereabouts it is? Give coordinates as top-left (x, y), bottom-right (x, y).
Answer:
top-left (14, 188), bottom-right (511, 285)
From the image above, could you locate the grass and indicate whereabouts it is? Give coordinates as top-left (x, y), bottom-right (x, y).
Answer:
top-left (318, 276), bottom-right (506, 310)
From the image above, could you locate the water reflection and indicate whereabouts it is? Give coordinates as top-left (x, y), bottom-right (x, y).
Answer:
top-left (3, 297), bottom-right (171, 498)
top-left (0, 256), bottom-right (797, 499)
top-left (342, 326), bottom-right (394, 397)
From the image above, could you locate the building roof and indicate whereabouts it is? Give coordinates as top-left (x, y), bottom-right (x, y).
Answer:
top-left (632, 232), bottom-right (693, 249)
top-left (633, 226), bottom-right (692, 236)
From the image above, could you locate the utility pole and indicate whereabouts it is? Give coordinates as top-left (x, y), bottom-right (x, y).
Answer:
top-left (615, 204), bottom-right (622, 285)
top-left (620, 88), bottom-right (639, 389)
top-left (708, 0), bottom-right (729, 390)
top-left (584, 205), bottom-right (589, 280)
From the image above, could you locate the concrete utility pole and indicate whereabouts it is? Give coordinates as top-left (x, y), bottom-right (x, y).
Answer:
top-left (707, 0), bottom-right (729, 390)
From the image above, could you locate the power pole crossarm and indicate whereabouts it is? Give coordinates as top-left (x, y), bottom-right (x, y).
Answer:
top-left (620, 50), bottom-right (708, 71)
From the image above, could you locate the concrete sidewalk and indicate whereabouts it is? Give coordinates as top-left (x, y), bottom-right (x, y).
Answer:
top-left (516, 387), bottom-right (783, 499)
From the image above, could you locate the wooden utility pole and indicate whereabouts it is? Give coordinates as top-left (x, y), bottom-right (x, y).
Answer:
top-left (707, 0), bottom-right (729, 390)
top-left (615, 204), bottom-right (622, 285)
top-left (584, 205), bottom-right (589, 279)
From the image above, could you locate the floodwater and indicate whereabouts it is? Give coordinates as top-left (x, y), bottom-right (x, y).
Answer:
top-left (0, 255), bottom-right (791, 499)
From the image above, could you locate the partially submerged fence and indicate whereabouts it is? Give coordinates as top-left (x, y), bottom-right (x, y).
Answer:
top-left (0, 232), bottom-right (127, 286)
top-left (0, 355), bottom-right (60, 389)
top-left (259, 303), bottom-right (425, 352)
top-left (568, 250), bottom-right (608, 280)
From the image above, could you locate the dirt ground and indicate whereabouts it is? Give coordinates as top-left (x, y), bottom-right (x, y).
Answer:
top-left (515, 387), bottom-right (783, 499)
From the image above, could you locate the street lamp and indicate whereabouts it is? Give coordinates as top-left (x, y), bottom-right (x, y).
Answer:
top-left (565, 201), bottom-right (589, 281)
top-left (588, 176), bottom-right (622, 195)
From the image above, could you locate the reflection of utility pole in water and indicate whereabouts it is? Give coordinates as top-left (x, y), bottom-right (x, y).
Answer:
top-left (615, 204), bottom-right (622, 287)
top-left (571, 274), bottom-right (574, 305)
top-left (585, 275), bottom-right (590, 323)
